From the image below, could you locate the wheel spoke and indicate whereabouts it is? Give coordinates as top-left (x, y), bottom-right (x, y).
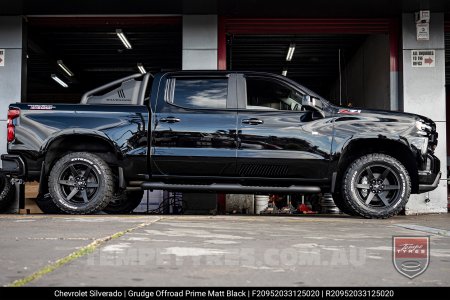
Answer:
top-left (356, 184), bottom-right (370, 189)
top-left (365, 192), bottom-right (376, 204)
top-left (377, 194), bottom-right (390, 206)
top-left (59, 180), bottom-right (75, 186)
top-left (69, 165), bottom-right (79, 177)
top-left (66, 188), bottom-right (79, 201)
top-left (384, 185), bottom-right (399, 190)
top-left (86, 182), bottom-right (99, 188)
top-left (378, 168), bottom-right (391, 181)
top-left (83, 166), bottom-right (93, 178)
top-left (81, 190), bottom-right (89, 203)
top-left (366, 167), bottom-right (375, 180)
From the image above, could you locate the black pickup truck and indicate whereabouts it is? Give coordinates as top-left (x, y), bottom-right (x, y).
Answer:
top-left (0, 71), bottom-right (441, 218)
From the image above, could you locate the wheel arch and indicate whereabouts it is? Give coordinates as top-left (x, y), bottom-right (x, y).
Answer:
top-left (335, 138), bottom-right (418, 193)
top-left (42, 132), bottom-right (121, 181)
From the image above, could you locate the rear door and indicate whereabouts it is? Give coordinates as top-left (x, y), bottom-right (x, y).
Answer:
top-left (151, 74), bottom-right (238, 177)
top-left (236, 74), bottom-right (332, 180)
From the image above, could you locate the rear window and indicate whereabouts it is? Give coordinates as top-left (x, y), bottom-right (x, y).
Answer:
top-left (169, 78), bottom-right (228, 109)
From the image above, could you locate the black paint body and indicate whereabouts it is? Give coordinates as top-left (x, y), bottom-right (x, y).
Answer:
top-left (7, 71), bottom-right (440, 194)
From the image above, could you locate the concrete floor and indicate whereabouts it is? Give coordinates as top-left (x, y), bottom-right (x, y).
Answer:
top-left (0, 214), bottom-right (449, 287)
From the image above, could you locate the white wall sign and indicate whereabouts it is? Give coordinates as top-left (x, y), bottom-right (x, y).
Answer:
top-left (0, 49), bottom-right (4, 66)
top-left (416, 23), bottom-right (429, 41)
top-left (411, 50), bottom-right (435, 67)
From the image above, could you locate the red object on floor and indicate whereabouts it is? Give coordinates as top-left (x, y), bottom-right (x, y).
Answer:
top-left (298, 203), bottom-right (311, 213)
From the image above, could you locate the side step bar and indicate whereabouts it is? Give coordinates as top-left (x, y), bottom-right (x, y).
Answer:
top-left (141, 182), bottom-right (321, 194)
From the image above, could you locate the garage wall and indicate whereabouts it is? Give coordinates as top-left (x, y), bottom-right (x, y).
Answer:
top-left (402, 13), bottom-right (447, 214)
top-left (0, 16), bottom-right (24, 163)
top-left (329, 35), bottom-right (390, 109)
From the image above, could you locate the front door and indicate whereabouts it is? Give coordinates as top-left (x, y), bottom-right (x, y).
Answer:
top-left (236, 75), bottom-right (332, 181)
top-left (151, 74), bottom-right (238, 177)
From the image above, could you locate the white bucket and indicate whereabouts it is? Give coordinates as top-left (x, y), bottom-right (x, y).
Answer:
top-left (254, 195), bottom-right (269, 214)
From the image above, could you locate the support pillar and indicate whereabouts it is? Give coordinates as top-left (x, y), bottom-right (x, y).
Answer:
top-left (401, 13), bottom-right (447, 214)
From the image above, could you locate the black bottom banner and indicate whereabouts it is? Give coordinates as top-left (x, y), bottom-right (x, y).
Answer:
top-left (0, 287), bottom-right (448, 300)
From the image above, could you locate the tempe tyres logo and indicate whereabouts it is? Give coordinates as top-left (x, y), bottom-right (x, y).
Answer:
top-left (393, 236), bottom-right (430, 279)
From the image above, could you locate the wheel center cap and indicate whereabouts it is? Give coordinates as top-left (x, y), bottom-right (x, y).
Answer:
top-left (75, 177), bottom-right (87, 190)
top-left (369, 179), bottom-right (385, 194)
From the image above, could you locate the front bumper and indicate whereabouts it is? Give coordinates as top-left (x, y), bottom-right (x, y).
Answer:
top-left (418, 153), bottom-right (441, 193)
top-left (0, 154), bottom-right (25, 177)
top-left (419, 171), bottom-right (441, 192)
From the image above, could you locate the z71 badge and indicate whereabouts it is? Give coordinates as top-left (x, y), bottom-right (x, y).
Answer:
top-left (338, 109), bottom-right (361, 114)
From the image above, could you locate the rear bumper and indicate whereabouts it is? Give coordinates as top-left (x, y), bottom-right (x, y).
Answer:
top-left (0, 154), bottom-right (25, 177)
top-left (418, 153), bottom-right (441, 193)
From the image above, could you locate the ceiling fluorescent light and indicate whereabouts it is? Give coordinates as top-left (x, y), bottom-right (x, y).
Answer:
top-left (137, 63), bottom-right (147, 74)
top-left (57, 60), bottom-right (74, 77)
top-left (51, 74), bottom-right (68, 88)
top-left (286, 43), bottom-right (296, 61)
top-left (116, 29), bottom-right (132, 49)
top-left (282, 69), bottom-right (288, 76)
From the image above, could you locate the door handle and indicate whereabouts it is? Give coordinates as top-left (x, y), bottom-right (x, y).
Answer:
top-left (160, 117), bottom-right (181, 123)
top-left (242, 118), bottom-right (264, 125)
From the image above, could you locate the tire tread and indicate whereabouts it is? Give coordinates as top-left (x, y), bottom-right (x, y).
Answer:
top-left (342, 153), bottom-right (411, 219)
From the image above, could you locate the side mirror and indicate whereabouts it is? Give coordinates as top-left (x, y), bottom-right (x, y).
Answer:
top-left (311, 110), bottom-right (324, 120)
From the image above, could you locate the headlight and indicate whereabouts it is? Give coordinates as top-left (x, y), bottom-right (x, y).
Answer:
top-left (415, 121), bottom-right (432, 133)
top-left (409, 137), bottom-right (428, 155)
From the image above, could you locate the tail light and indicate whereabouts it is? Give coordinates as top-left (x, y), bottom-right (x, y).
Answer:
top-left (7, 108), bottom-right (20, 143)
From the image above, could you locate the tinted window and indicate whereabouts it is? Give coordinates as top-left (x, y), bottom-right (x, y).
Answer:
top-left (171, 78), bottom-right (228, 109)
top-left (246, 78), bottom-right (303, 111)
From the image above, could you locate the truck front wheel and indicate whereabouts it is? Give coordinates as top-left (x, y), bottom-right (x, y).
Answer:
top-left (342, 153), bottom-right (411, 219)
top-left (48, 152), bottom-right (114, 214)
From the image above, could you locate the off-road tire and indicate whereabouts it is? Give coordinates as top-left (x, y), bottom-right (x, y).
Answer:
top-left (342, 153), bottom-right (410, 219)
top-left (48, 152), bottom-right (114, 214)
top-left (35, 193), bottom-right (65, 214)
top-left (103, 190), bottom-right (144, 214)
top-left (0, 174), bottom-right (15, 212)
top-left (331, 192), bottom-right (357, 216)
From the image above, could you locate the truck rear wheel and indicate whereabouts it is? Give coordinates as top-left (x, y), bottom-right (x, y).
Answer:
top-left (48, 152), bottom-right (114, 214)
top-left (103, 190), bottom-right (144, 214)
top-left (342, 153), bottom-right (411, 219)
top-left (0, 174), bottom-right (15, 212)
top-left (35, 193), bottom-right (65, 214)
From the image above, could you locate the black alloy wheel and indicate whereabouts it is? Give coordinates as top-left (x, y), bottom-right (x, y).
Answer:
top-left (342, 153), bottom-right (410, 219)
top-left (49, 152), bottom-right (114, 214)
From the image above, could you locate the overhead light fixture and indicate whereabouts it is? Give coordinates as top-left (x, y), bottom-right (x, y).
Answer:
top-left (137, 63), bottom-right (147, 74)
top-left (57, 60), bottom-right (74, 77)
top-left (116, 29), bottom-right (132, 49)
top-left (51, 74), bottom-right (68, 88)
top-left (286, 43), bottom-right (296, 62)
top-left (282, 69), bottom-right (288, 76)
